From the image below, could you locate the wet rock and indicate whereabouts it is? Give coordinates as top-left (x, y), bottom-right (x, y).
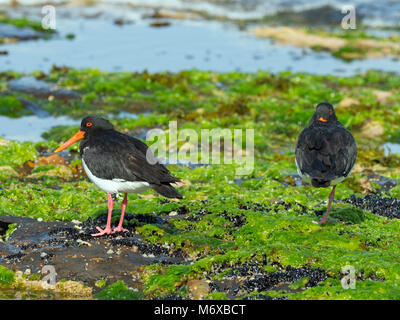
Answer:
top-left (252, 25), bottom-right (399, 59)
top-left (344, 195), bottom-right (400, 219)
top-left (252, 26), bottom-right (345, 51)
top-left (373, 90), bottom-right (393, 104)
top-left (150, 21), bottom-right (171, 28)
top-left (358, 176), bottom-right (373, 193)
top-left (283, 173), bottom-right (303, 186)
top-left (246, 266), bottom-right (326, 291)
top-left (18, 160), bottom-right (36, 177)
top-left (338, 97), bottom-right (361, 109)
top-left (143, 9), bottom-right (198, 20)
top-left (0, 138), bottom-right (11, 146)
top-left (206, 259), bottom-right (327, 299)
top-left (8, 76), bottom-right (80, 100)
top-left (36, 154), bottom-right (69, 166)
top-left (27, 165), bottom-right (74, 180)
top-left (268, 5), bottom-right (358, 26)
top-left (9, 274), bottom-right (92, 299)
top-left (0, 92), bottom-right (50, 117)
top-left (368, 174), bottom-right (398, 191)
top-left (2, 215), bottom-right (74, 247)
top-left (114, 18), bottom-right (134, 26)
top-left (218, 210), bottom-right (247, 229)
top-left (187, 279), bottom-right (210, 300)
top-left (54, 279), bottom-right (92, 297)
top-left (20, 153), bottom-right (72, 180)
top-left (17, 98), bottom-right (50, 118)
top-left (243, 293), bottom-right (278, 300)
top-left (0, 23), bottom-right (41, 40)
top-left (360, 120), bottom-right (384, 139)
top-left (152, 294), bottom-right (184, 300)
top-left (0, 213), bottom-right (185, 291)
top-left (209, 279), bottom-right (241, 298)
top-left (0, 166), bottom-right (18, 178)
top-left (0, 242), bottom-right (20, 258)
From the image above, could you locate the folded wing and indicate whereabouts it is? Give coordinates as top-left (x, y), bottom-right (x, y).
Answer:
top-left (295, 124), bottom-right (357, 183)
top-left (83, 131), bottom-right (182, 198)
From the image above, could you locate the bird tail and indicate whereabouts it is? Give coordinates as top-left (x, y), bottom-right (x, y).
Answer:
top-left (151, 183), bottom-right (183, 199)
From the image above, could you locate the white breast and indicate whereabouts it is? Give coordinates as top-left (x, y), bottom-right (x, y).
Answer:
top-left (82, 158), bottom-right (150, 194)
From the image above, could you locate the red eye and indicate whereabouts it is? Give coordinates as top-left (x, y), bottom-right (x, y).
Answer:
top-left (86, 122), bottom-right (93, 127)
top-left (329, 109), bottom-right (333, 115)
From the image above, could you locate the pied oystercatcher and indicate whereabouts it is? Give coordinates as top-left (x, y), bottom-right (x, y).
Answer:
top-left (55, 116), bottom-right (182, 236)
top-left (295, 102), bottom-right (357, 224)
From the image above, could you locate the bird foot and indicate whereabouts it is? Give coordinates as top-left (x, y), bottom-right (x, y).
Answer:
top-left (112, 226), bottom-right (129, 234)
top-left (91, 226), bottom-right (113, 237)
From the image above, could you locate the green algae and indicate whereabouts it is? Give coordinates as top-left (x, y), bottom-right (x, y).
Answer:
top-left (3, 223), bottom-right (17, 241)
top-left (0, 139), bottom-right (37, 168)
top-left (0, 11), bottom-right (55, 34)
top-left (0, 266), bottom-right (15, 285)
top-left (287, 278), bottom-right (400, 300)
top-left (204, 292), bottom-right (228, 300)
top-left (288, 277), bottom-right (310, 290)
top-left (0, 95), bottom-right (31, 117)
top-left (306, 28), bottom-right (400, 61)
top-left (252, 25), bottom-right (400, 61)
top-left (95, 280), bottom-right (143, 300)
top-left (0, 68), bottom-right (399, 300)
top-left (3, 68), bottom-right (400, 150)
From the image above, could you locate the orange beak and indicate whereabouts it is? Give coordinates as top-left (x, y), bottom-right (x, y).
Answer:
top-left (54, 130), bottom-right (85, 152)
top-left (318, 117), bottom-right (328, 123)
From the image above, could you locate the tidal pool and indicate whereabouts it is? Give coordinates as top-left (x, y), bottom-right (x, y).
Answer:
top-left (1, 5), bottom-right (400, 75)
top-left (0, 115), bottom-right (80, 142)
top-left (0, 112), bottom-right (138, 142)
top-left (384, 142), bottom-right (400, 156)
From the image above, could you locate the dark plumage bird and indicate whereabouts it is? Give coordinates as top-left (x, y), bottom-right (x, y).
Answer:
top-left (55, 116), bottom-right (182, 236)
top-left (295, 102), bottom-right (357, 224)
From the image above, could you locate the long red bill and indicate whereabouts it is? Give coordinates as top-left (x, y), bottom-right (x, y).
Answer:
top-left (54, 130), bottom-right (85, 152)
top-left (318, 117), bottom-right (328, 123)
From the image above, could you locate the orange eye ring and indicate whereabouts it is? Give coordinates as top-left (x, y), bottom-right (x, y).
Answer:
top-left (86, 122), bottom-right (93, 127)
top-left (329, 109), bottom-right (333, 115)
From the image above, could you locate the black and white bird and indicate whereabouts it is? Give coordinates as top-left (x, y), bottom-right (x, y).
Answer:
top-left (295, 102), bottom-right (357, 224)
top-left (55, 116), bottom-right (182, 236)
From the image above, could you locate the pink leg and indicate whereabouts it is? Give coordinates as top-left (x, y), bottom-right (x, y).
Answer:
top-left (313, 185), bottom-right (336, 225)
top-left (92, 193), bottom-right (114, 236)
top-left (113, 193), bottom-right (129, 233)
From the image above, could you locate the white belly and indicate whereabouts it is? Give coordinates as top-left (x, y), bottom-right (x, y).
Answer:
top-left (82, 158), bottom-right (150, 194)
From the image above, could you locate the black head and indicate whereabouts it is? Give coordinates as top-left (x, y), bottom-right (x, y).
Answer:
top-left (54, 116), bottom-right (114, 153)
top-left (80, 116), bottom-right (114, 134)
top-left (310, 102), bottom-right (337, 125)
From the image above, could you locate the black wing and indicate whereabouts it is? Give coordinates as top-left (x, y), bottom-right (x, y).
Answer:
top-left (81, 130), bottom-right (182, 197)
top-left (295, 123), bottom-right (357, 183)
